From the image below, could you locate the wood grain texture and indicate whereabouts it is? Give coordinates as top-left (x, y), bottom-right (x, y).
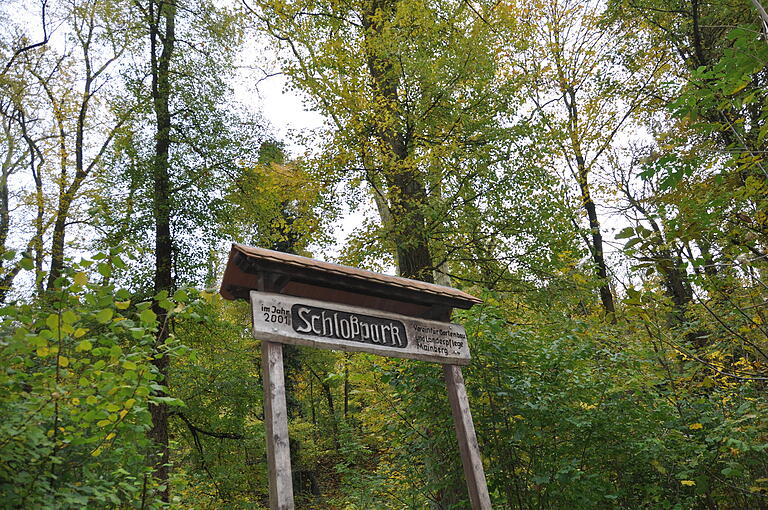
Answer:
top-left (250, 291), bottom-right (471, 365)
top-left (443, 364), bottom-right (492, 510)
top-left (221, 243), bottom-right (482, 310)
top-left (262, 340), bottom-right (295, 510)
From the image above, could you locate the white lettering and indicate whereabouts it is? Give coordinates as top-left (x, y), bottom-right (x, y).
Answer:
top-left (340, 317), bottom-right (350, 339)
top-left (322, 311), bottom-right (333, 336)
top-left (390, 325), bottom-right (402, 347)
top-left (295, 307), bottom-right (313, 333)
top-left (311, 315), bottom-right (321, 335)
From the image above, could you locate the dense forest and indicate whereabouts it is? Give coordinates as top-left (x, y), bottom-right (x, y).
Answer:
top-left (1, 0), bottom-right (768, 508)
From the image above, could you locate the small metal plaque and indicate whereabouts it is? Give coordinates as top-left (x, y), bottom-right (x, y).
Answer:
top-left (251, 291), bottom-right (471, 365)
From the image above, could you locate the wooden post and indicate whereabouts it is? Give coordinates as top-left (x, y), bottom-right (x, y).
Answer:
top-left (262, 340), bottom-right (295, 510)
top-left (443, 364), bottom-right (492, 510)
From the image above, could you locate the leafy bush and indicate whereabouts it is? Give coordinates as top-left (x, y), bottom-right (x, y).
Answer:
top-left (0, 252), bottom-right (194, 508)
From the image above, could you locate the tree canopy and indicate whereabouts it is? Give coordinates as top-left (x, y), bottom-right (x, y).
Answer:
top-left (1, 0), bottom-right (767, 508)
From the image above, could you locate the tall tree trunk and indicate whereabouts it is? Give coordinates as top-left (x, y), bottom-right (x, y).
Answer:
top-left (38, 1), bottom-right (127, 290)
top-left (31, 136), bottom-right (45, 294)
top-left (148, 0), bottom-right (176, 502)
top-left (343, 358), bottom-right (349, 420)
top-left (48, 19), bottom-right (97, 289)
top-left (565, 87), bottom-right (616, 318)
top-left (308, 365), bottom-right (339, 449)
top-left (362, 0), bottom-right (433, 282)
top-left (624, 192), bottom-right (694, 323)
top-left (44, 80), bottom-right (74, 290)
top-left (577, 173), bottom-right (615, 316)
top-left (363, 2), bottom-right (467, 505)
top-left (47, 198), bottom-right (72, 289)
top-left (0, 119), bottom-right (13, 255)
top-left (362, 5), bottom-right (465, 506)
top-left (16, 78), bottom-right (48, 294)
top-left (0, 121), bottom-right (19, 302)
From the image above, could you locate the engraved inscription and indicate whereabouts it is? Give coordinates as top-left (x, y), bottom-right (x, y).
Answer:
top-left (251, 291), bottom-right (470, 364)
top-left (261, 303), bottom-right (292, 325)
top-left (413, 325), bottom-right (467, 356)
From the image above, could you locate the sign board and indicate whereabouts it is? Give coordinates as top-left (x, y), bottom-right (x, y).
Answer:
top-left (250, 290), bottom-right (471, 365)
top-left (222, 245), bottom-right (491, 509)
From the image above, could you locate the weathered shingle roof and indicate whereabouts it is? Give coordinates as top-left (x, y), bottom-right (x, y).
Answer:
top-left (219, 244), bottom-right (481, 318)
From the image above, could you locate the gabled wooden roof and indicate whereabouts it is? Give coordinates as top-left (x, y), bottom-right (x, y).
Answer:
top-left (219, 244), bottom-right (481, 320)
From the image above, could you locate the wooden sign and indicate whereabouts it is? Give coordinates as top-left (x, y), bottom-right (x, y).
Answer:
top-left (222, 245), bottom-right (491, 510)
top-left (250, 291), bottom-right (471, 365)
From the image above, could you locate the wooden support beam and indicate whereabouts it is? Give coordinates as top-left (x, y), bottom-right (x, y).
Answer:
top-left (443, 364), bottom-right (492, 510)
top-left (262, 340), bottom-right (295, 510)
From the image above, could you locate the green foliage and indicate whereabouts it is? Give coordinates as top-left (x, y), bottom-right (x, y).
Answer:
top-left (459, 301), bottom-right (768, 509)
top-left (252, 0), bottom-right (521, 280)
top-left (166, 297), bottom-right (269, 508)
top-left (220, 142), bottom-right (336, 254)
top-left (0, 252), bottom-right (215, 508)
top-left (1, 255), bottom-right (159, 507)
top-left (96, 0), bottom-right (264, 290)
top-left (4, 0), bottom-right (768, 508)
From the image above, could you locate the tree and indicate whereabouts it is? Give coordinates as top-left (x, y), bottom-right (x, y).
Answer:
top-left (107, 0), bottom-right (256, 501)
top-left (39, 0), bottom-right (139, 290)
top-left (0, 0), bottom-right (126, 299)
top-left (247, 0), bottom-right (506, 283)
top-left (505, 0), bottom-right (669, 318)
top-left (0, 67), bottom-right (36, 300)
top-left (144, 0), bottom-right (176, 499)
top-left (221, 140), bottom-right (333, 254)
top-left (613, 0), bottom-right (768, 366)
